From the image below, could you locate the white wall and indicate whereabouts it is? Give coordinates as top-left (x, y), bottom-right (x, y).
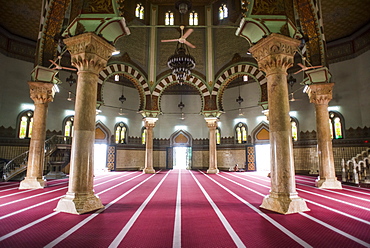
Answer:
top-left (329, 49), bottom-right (370, 128)
top-left (1, 49), bottom-right (369, 140)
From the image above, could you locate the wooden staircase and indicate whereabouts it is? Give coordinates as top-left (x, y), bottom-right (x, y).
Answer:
top-left (2, 135), bottom-right (72, 181)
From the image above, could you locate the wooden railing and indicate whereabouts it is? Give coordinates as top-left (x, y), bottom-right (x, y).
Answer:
top-left (2, 135), bottom-right (72, 181)
top-left (342, 148), bottom-right (370, 184)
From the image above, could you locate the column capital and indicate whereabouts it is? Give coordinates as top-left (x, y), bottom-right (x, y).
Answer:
top-left (64, 32), bottom-right (116, 73)
top-left (28, 82), bottom-right (55, 104)
top-left (143, 117), bottom-right (158, 128)
top-left (307, 83), bottom-right (334, 105)
top-left (249, 33), bottom-right (300, 76)
top-left (205, 117), bottom-right (218, 129)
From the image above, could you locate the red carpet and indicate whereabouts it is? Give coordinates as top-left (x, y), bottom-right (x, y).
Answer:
top-left (0, 170), bottom-right (369, 247)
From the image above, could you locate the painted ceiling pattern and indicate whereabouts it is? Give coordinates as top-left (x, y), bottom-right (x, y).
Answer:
top-left (0, 0), bottom-right (369, 43)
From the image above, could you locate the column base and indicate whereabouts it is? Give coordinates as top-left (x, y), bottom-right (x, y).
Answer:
top-left (45, 171), bottom-right (66, 179)
top-left (207, 168), bottom-right (219, 174)
top-left (315, 178), bottom-right (342, 189)
top-left (19, 177), bottom-right (47, 189)
top-left (260, 192), bottom-right (310, 215)
top-left (54, 192), bottom-right (104, 215)
top-left (143, 168), bottom-right (156, 174)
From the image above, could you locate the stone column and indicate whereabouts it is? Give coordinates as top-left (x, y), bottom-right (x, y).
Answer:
top-left (250, 33), bottom-right (309, 214)
top-left (308, 83), bottom-right (342, 189)
top-left (143, 117), bottom-right (158, 174)
top-left (55, 33), bottom-right (115, 214)
top-left (205, 117), bottom-right (219, 174)
top-left (19, 82), bottom-right (54, 189)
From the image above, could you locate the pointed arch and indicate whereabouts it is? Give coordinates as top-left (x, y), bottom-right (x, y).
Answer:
top-left (98, 62), bottom-right (148, 111)
top-left (170, 129), bottom-right (193, 147)
top-left (95, 121), bottom-right (111, 144)
top-left (251, 121), bottom-right (270, 144)
top-left (154, 73), bottom-right (207, 113)
top-left (214, 63), bottom-right (267, 111)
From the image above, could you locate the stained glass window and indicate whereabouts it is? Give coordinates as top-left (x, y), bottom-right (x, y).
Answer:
top-left (142, 128), bottom-right (147, 145)
top-left (63, 116), bottom-right (74, 137)
top-left (165, 11), bottom-right (174, 25)
top-left (135, 4), bottom-right (144, 19)
top-left (189, 12), bottom-right (198, 26)
top-left (115, 122), bottom-right (127, 144)
top-left (290, 117), bottom-right (298, 141)
top-left (334, 118), bottom-right (343, 138)
top-left (216, 128), bottom-right (221, 145)
top-left (235, 123), bottom-right (247, 144)
top-left (18, 110), bottom-right (33, 139)
top-left (219, 4), bottom-right (228, 20)
top-left (329, 111), bottom-right (344, 139)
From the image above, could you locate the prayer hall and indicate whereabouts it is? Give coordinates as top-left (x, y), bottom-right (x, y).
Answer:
top-left (0, 0), bottom-right (369, 247)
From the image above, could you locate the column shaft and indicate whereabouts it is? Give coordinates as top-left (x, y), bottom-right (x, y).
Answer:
top-left (308, 83), bottom-right (342, 189)
top-left (68, 70), bottom-right (97, 193)
top-left (19, 82), bottom-right (54, 189)
top-left (250, 33), bottom-right (309, 214)
top-left (143, 118), bottom-right (157, 174)
top-left (55, 33), bottom-right (115, 214)
top-left (206, 118), bottom-right (219, 174)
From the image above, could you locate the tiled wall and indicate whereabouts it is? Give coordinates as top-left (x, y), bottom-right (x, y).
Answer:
top-left (293, 146), bottom-right (369, 174)
top-left (116, 150), bottom-right (145, 170)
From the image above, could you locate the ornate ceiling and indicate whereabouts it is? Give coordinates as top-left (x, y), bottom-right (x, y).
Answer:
top-left (0, 0), bottom-right (369, 43)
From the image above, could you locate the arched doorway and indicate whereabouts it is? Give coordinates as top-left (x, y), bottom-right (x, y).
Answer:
top-left (251, 122), bottom-right (270, 172)
top-left (94, 121), bottom-right (111, 174)
top-left (168, 130), bottom-right (193, 170)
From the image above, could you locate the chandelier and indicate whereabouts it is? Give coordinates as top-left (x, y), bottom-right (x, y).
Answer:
top-left (167, 42), bottom-right (196, 84)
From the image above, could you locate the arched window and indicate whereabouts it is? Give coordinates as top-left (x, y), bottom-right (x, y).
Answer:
top-left (18, 110), bottom-right (33, 139)
top-left (141, 127), bottom-right (147, 145)
top-left (290, 117), bottom-right (299, 141)
top-left (165, 11), bottom-right (174, 25)
top-left (135, 3), bottom-right (144, 20)
top-left (329, 111), bottom-right (344, 139)
top-left (63, 116), bottom-right (74, 137)
top-left (235, 122), bottom-right (248, 144)
top-left (189, 11), bottom-right (198, 26)
top-left (219, 4), bottom-right (228, 20)
top-left (115, 122), bottom-right (128, 144)
top-left (216, 127), bottom-right (221, 145)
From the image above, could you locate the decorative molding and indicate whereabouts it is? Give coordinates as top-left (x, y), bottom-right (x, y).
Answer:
top-left (307, 83), bottom-right (334, 105)
top-left (64, 33), bottom-right (115, 72)
top-left (28, 82), bottom-right (55, 104)
top-left (250, 33), bottom-right (300, 76)
top-left (0, 27), bottom-right (36, 62)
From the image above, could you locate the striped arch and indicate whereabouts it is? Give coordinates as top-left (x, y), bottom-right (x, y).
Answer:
top-left (98, 63), bottom-right (147, 111)
top-left (214, 63), bottom-right (267, 111)
top-left (154, 74), bottom-right (208, 112)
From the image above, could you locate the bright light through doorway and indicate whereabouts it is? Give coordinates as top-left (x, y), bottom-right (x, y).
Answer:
top-left (255, 144), bottom-right (270, 172)
top-left (94, 144), bottom-right (107, 174)
top-left (173, 147), bottom-right (188, 169)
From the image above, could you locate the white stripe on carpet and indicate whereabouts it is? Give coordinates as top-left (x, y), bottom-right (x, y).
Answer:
top-left (108, 170), bottom-right (171, 248)
top-left (190, 171), bottom-right (246, 248)
top-left (173, 169), bottom-right (182, 248)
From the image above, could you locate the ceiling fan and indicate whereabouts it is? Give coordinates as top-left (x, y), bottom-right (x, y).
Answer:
top-left (49, 56), bottom-right (77, 71)
top-left (294, 63), bottom-right (323, 75)
top-left (161, 25), bottom-right (196, 49)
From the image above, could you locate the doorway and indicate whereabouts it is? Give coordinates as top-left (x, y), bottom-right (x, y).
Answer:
top-left (255, 144), bottom-right (270, 172)
top-left (94, 144), bottom-right (107, 174)
top-left (173, 146), bottom-right (192, 169)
